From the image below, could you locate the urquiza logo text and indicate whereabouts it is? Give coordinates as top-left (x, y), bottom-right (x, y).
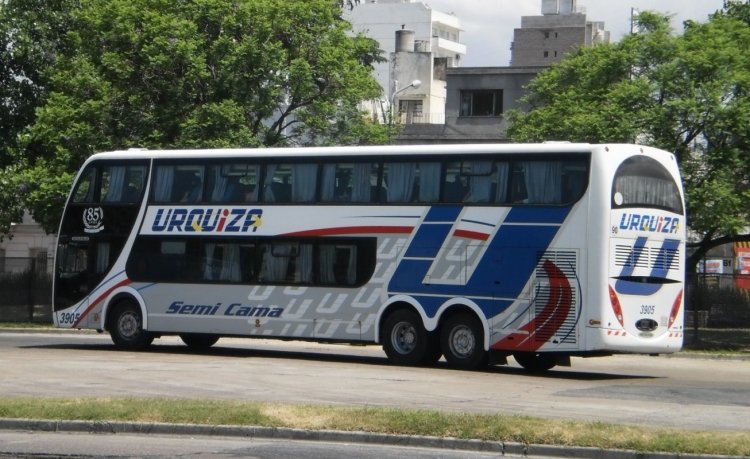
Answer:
top-left (147, 207), bottom-right (263, 234)
top-left (618, 212), bottom-right (680, 234)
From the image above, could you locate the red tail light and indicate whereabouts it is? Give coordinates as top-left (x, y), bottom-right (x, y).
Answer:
top-left (668, 289), bottom-right (683, 328)
top-left (608, 285), bottom-right (625, 327)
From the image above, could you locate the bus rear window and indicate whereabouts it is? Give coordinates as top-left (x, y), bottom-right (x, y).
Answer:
top-left (612, 156), bottom-right (683, 214)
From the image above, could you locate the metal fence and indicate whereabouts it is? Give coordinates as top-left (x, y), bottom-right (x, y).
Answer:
top-left (1, 256), bottom-right (748, 350)
top-left (0, 258), bottom-right (53, 323)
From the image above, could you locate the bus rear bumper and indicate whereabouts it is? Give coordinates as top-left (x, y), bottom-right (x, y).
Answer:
top-left (588, 327), bottom-right (684, 354)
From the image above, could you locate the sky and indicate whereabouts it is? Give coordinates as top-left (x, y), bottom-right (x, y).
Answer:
top-left (424, 0), bottom-right (727, 66)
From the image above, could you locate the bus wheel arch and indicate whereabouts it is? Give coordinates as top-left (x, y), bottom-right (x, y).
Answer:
top-left (106, 295), bottom-right (153, 350)
top-left (437, 305), bottom-right (489, 370)
top-left (379, 302), bottom-right (440, 366)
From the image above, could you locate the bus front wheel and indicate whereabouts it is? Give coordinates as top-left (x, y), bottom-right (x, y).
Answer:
top-left (382, 309), bottom-right (430, 365)
top-left (108, 300), bottom-right (153, 350)
top-left (440, 313), bottom-right (488, 370)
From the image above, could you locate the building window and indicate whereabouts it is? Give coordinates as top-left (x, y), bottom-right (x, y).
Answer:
top-left (460, 90), bottom-right (503, 117)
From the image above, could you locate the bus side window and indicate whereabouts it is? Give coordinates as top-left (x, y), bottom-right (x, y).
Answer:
top-left (464, 161), bottom-right (493, 203)
top-left (72, 167), bottom-right (96, 203)
top-left (208, 164), bottom-right (259, 203)
top-left (172, 169), bottom-right (203, 203)
top-left (443, 162), bottom-right (467, 202)
top-left (102, 165), bottom-right (146, 203)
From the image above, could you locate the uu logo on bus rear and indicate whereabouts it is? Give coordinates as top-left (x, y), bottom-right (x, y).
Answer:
top-left (618, 212), bottom-right (680, 234)
top-left (146, 207), bottom-right (263, 234)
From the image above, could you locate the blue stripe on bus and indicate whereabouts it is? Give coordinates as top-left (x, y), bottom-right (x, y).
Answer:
top-left (423, 206), bottom-right (462, 222)
top-left (614, 238), bottom-right (680, 296)
top-left (388, 206), bottom-right (571, 319)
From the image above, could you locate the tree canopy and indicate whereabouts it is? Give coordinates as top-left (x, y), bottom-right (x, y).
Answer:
top-left (0, 0), bottom-right (385, 235)
top-left (506, 1), bottom-right (750, 272)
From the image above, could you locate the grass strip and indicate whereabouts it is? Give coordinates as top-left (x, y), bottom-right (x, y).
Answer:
top-left (0, 397), bottom-right (747, 456)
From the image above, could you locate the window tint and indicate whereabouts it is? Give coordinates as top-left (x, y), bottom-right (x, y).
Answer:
top-left (143, 155), bottom-right (588, 206)
top-left (262, 163), bottom-right (318, 203)
top-left (510, 160), bottom-right (587, 204)
top-left (72, 167), bottom-right (96, 203)
top-left (127, 237), bottom-right (376, 287)
top-left (612, 156), bottom-right (683, 214)
top-left (382, 162), bottom-right (441, 203)
top-left (72, 161), bottom-right (148, 204)
top-left (153, 164), bottom-right (205, 203)
top-left (101, 165), bottom-right (147, 203)
top-left (207, 163), bottom-right (259, 203)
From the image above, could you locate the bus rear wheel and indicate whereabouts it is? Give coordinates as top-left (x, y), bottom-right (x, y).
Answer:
top-left (513, 352), bottom-right (557, 372)
top-left (440, 313), bottom-right (488, 370)
top-left (180, 333), bottom-right (220, 350)
top-left (382, 309), bottom-right (431, 365)
top-left (108, 300), bottom-right (153, 350)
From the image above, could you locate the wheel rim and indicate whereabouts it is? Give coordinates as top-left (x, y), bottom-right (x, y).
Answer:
top-left (390, 321), bottom-right (417, 355)
top-left (118, 311), bottom-right (140, 340)
top-left (448, 325), bottom-right (476, 359)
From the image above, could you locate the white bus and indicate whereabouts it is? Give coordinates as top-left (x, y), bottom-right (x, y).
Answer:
top-left (53, 143), bottom-right (685, 371)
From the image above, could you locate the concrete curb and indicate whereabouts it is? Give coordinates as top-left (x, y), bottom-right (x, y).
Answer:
top-left (0, 418), bottom-right (741, 459)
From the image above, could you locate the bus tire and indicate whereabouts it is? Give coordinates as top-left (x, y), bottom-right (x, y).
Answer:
top-left (440, 313), bottom-right (488, 370)
top-left (180, 333), bottom-right (220, 350)
top-left (108, 300), bottom-right (153, 350)
top-left (381, 309), bottom-right (430, 365)
top-left (513, 352), bottom-right (557, 372)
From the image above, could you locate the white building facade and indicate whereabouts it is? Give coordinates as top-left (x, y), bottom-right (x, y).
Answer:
top-left (344, 0), bottom-right (466, 124)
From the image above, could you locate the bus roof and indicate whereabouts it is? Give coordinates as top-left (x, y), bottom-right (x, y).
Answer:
top-left (84, 143), bottom-right (667, 162)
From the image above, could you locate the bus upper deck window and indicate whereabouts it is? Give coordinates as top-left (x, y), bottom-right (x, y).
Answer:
top-left (101, 165), bottom-right (147, 203)
top-left (72, 167), bottom-right (96, 203)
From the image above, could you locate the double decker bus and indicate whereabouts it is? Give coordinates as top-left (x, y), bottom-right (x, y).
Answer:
top-left (53, 143), bottom-right (685, 371)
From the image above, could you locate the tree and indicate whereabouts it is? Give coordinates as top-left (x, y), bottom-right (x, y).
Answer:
top-left (506, 5), bottom-right (750, 273)
top-left (0, 0), bottom-right (79, 235)
top-left (0, 0), bottom-right (384, 235)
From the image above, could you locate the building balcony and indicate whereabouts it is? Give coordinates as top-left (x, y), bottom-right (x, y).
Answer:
top-left (396, 112), bottom-right (445, 125)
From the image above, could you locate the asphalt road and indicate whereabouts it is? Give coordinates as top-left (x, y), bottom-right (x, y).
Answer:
top-left (2, 330), bottom-right (749, 432)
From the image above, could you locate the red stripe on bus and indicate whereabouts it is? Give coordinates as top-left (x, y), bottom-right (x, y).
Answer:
top-left (453, 229), bottom-right (490, 241)
top-left (283, 226), bottom-right (414, 237)
top-left (71, 278), bottom-right (133, 328)
top-left (491, 260), bottom-right (573, 352)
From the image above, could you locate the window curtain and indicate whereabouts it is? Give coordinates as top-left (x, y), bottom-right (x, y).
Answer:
top-left (495, 162), bottom-right (509, 203)
top-left (297, 244), bottom-right (313, 283)
top-left (465, 161), bottom-right (493, 203)
top-left (263, 243), bottom-right (291, 282)
top-left (386, 162), bottom-right (416, 202)
top-left (210, 166), bottom-right (230, 202)
top-left (346, 246), bottom-right (357, 284)
top-left (523, 161), bottom-right (562, 203)
top-left (103, 167), bottom-right (126, 202)
top-left (263, 164), bottom-right (279, 202)
top-left (319, 245), bottom-right (336, 283)
top-left (351, 163), bottom-right (373, 202)
top-left (292, 164), bottom-right (317, 202)
top-left (418, 162), bottom-right (440, 202)
top-left (203, 244), bottom-right (218, 280)
top-left (320, 164), bottom-right (337, 201)
top-left (616, 176), bottom-right (673, 209)
top-left (154, 166), bottom-right (174, 202)
top-left (95, 243), bottom-right (111, 274)
top-left (219, 244), bottom-right (241, 282)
